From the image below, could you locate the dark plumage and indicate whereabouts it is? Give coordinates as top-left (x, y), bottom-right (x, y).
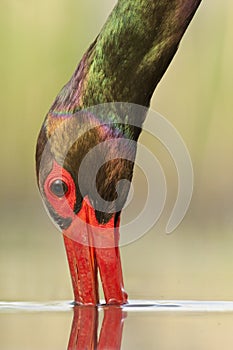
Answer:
top-left (36, 0), bottom-right (202, 305)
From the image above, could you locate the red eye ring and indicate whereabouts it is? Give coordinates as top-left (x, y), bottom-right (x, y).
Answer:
top-left (43, 161), bottom-right (77, 216)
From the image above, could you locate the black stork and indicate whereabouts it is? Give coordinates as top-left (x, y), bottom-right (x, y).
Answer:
top-left (36, 0), bottom-right (202, 305)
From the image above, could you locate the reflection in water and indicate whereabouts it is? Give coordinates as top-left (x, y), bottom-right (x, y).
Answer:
top-left (2, 301), bottom-right (233, 349)
top-left (67, 306), bottom-right (126, 350)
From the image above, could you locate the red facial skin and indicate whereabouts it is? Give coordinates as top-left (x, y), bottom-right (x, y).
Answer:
top-left (44, 161), bottom-right (128, 305)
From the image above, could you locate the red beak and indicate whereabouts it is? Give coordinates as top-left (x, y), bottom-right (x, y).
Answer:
top-left (63, 197), bottom-right (128, 305)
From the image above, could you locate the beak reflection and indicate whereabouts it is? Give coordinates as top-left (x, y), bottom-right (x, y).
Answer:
top-left (68, 306), bottom-right (126, 350)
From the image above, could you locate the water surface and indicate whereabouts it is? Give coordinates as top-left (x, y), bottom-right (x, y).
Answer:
top-left (1, 300), bottom-right (233, 349)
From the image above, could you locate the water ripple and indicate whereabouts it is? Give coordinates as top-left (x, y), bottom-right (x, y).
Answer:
top-left (1, 300), bottom-right (233, 313)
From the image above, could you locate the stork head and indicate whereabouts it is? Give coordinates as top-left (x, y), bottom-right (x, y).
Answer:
top-left (36, 109), bottom-right (137, 243)
top-left (36, 109), bottom-right (135, 304)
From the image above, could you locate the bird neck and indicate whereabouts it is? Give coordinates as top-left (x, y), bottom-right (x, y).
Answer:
top-left (50, 0), bottom-right (202, 116)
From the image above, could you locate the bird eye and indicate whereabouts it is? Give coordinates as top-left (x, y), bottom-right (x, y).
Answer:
top-left (50, 179), bottom-right (68, 198)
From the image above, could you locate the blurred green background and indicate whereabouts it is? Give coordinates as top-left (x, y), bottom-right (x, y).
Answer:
top-left (0, 0), bottom-right (232, 303)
